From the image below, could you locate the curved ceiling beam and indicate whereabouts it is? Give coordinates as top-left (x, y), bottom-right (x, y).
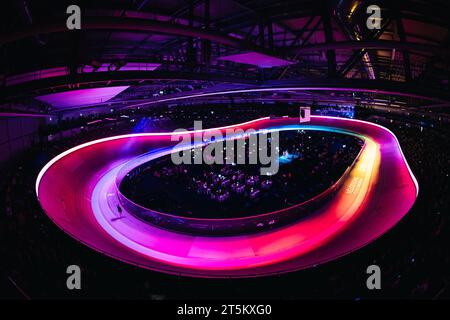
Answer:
top-left (0, 16), bottom-right (271, 54)
top-left (288, 40), bottom-right (450, 56)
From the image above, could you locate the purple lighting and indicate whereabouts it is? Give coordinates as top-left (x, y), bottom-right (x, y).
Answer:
top-left (218, 52), bottom-right (294, 68)
top-left (35, 86), bottom-right (130, 108)
top-left (35, 116), bottom-right (417, 278)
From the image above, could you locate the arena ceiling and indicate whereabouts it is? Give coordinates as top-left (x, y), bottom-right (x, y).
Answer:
top-left (0, 0), bottom-right (449, 116)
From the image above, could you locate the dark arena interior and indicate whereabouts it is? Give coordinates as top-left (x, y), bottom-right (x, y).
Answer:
top-left (0, 0), bottom-right (449, 304)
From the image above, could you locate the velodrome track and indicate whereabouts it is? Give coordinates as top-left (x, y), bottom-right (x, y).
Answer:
top-left (36, 116), bottom-right (418, 277)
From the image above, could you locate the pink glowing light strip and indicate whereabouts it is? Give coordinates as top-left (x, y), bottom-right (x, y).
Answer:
top-left (35, 116), bottom-right (270, 197)
top-left (320, 116), bottom-right (419, 196)
top-left (89, 133), bottom-right (379, 270)
top-left (35, 116), bottom-right (418, 275)
top-left (36, 115), bottom-right (418, 204)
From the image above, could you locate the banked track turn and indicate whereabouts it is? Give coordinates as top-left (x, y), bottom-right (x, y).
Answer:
top-left (36, 116), bottom-right (418, 277)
